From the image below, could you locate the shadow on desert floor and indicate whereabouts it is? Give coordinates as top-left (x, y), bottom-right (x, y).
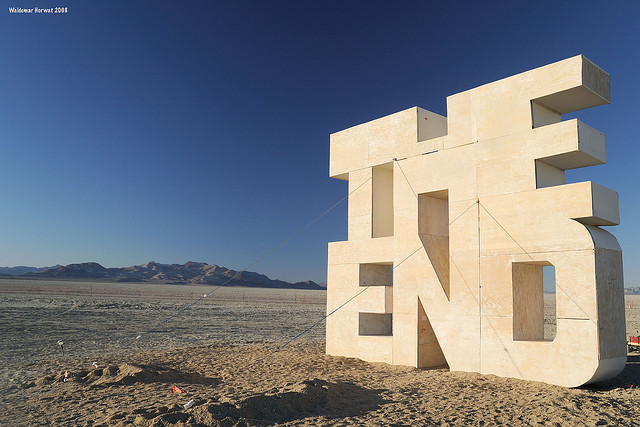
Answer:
top-left (582, 353), bottom-right (640, 391)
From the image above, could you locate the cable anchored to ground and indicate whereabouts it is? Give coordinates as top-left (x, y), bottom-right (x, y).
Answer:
top-left (261, 197), bottom-right (480, 360)
top-left (137, 177), bottom-right (373, 340)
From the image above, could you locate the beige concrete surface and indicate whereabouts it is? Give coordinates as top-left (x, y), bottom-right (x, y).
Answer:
top-left (326, 55), bottom-right (625, 387)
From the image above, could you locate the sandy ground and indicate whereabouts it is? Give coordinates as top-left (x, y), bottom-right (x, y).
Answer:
top-left (5, 343), bottom-right (640, 426)
top-left (1, 280), bottom-right (640, 426)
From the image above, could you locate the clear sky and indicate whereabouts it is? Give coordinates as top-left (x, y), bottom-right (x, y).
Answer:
top-left (1, 1), bottom-right (639, 285)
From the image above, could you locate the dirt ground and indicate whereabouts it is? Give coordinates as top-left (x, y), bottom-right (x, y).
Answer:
top-left (1, 280), bottom-right (640, 426)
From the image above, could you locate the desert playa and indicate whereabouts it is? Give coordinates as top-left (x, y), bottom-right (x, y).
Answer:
top-left (1, 280), bottom-right (640, 426)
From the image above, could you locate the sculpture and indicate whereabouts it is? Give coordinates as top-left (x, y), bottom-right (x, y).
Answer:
top-left (326, 55), bottom-right (626, 387)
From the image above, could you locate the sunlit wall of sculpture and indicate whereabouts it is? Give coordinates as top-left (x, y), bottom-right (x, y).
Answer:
top-left (326, 55), bottom-right (626, 387)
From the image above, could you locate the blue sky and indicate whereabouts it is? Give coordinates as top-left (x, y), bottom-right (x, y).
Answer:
top-left (1, 1), bottom-right (638, 285)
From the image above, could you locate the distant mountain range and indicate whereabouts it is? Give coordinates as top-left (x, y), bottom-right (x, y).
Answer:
top-left (0, 261), bottom-right (323, 290)
top-left (0, 265), bottom-right (62, 275)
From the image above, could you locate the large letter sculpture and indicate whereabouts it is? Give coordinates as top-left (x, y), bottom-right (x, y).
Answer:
top-left (326, 55), bottom-right (626, 387)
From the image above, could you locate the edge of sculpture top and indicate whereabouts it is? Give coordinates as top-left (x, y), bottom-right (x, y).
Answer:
top-left (329, 54), bottom-right (610, 178)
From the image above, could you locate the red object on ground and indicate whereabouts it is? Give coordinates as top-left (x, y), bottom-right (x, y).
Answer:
top-left (173, 385), bottom-right (183, 393)
top-left (629, 336), bottom-right (640, 345)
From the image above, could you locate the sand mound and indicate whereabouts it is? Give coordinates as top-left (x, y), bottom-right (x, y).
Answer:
top-left (34, 363), bottom-right (219, 388)
top-left (200, 379), bottom-right (382, 424)
top-left (131, 378), bottom-right (385, 426)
